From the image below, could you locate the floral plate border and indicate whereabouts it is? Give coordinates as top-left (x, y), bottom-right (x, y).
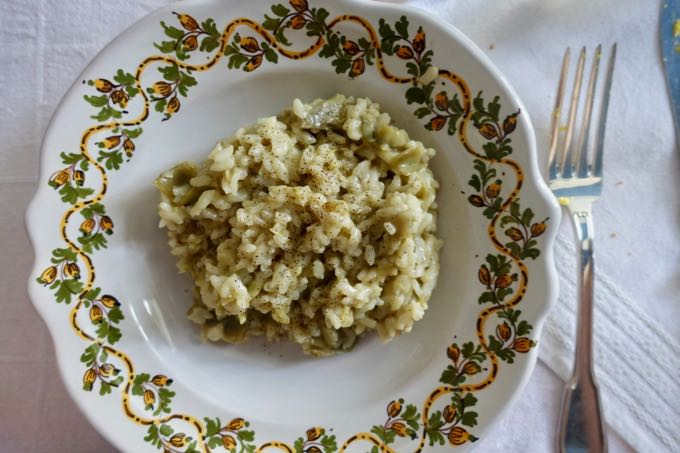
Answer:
top-left (29, 1), bottom-right (559, 451)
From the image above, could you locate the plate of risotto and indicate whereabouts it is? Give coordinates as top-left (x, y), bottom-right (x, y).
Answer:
top-left (27, 0), bottom-right (560, 451)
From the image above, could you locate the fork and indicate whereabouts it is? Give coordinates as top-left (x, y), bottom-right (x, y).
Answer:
top-left (548, 44), bottom-right (617, 453)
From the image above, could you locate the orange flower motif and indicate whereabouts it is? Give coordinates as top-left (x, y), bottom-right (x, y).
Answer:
top-left (387, 400), bottom-right (402, 417)
top-left (94, 79), bottom-right (113, 93)
top-left (289, 14), bottom-right (306, 30)
top-left (462, 361), bottom-right (480, 375)
top-left (443, 404), bottom-right (457, 423)
top-left (80, 218), bottom-right (96, 235)
top-left (447, 344), bottom-right (460, 362)
top-left (290, 0), bottom-right (308, 13)
top-left (478, 266), bottom-right (491, 285)
top-left (99, 363), bottom-right (115, 377)
top-left (468, 194), bottom-right (485, 207)
top-left (245, 55), bottom-right (263, 72)
top-left (513, 337), bottom-right (534, 353)
top-left (100, 216), bottom-right (114, 234)
top-left (478, 123), bottom-right (497, 140)
top-left (412, 27), bottom-right (426, 53)
top-left (89, 305), bottom-right (103, 323)
top-left (494, 274), bottom-right (513, 289)
top-left (166, 96), bottom-right (181, 114)
top-left (83, 368), bottom-right (97, 385)
top-left (496, 322), bottom-right (511, 342)
top-left (343, 40), bottom-right (360, 56)
top-left (143, 389), bottom-right (155, 407)
top-left (102, 136), bottom-right (121, 149)
top-left (530, 221), bottom-right (546, 237)
top-left (390, 421), bottom-right (407, 437)
top-left (123, 138), bottom-right (135, 156)
top-left (152, 81), bottom-right (173, 97)
top-left (73, 170), bottom-right (85, 186)
top-left (485, 180), bottom-right (501, 198)
top-left (306, 427), bottom-right (323, 441)
top-left (448, 427), bottom-right (476, 446)
top-left (183, 34), bottom-right (198, 51)
top-left (434, 91), bottom-right (449, 111)
top-left (396, 46), bottom-right (414, 59)
top-left (222, 435), bottom-right (237, 450)
top-left (38, 266), bottom-right (58, 285)
top-left (64, 262), bottom-right (80, 279)
top-left (428, 116), bottom-right (446, 131)
top-left (100, 295), bottom-right (120, 308)
top-left (110, 89), bottom-right (128, 108)
top-left (349, 58), bottom-right (365, 77)
top-left (240, 37), bottom-right (260, 53)
top-left (51, 169), bottom-right (71, 187)
top-left (151, 375), bottom-right (173, 386)
top-left (505, 227), bottom-right (524, 241)
top-left (175, 13), bottom-right (199, 31)
top-left (503, 112), bottom-right (518, 134)
top-left (227, 418), bottom-right (245, 431)
top-left (169, 434), bottom-right (187, 448)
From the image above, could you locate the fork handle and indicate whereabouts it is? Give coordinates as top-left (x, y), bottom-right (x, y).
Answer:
top-left (558, 210), bottom-right (607, 453)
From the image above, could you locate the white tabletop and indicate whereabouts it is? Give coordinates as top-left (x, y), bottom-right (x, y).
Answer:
top-left (2, 0), bottom-right (674, 451)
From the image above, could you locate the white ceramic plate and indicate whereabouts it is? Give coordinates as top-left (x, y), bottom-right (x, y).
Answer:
top-left (27, 0), bottom-right (560, 451)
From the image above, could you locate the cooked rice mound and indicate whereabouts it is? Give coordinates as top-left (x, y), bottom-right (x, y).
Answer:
top-left (156, 94), bottom-right (441, 356)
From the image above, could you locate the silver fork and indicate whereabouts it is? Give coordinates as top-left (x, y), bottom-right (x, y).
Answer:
top-left (548, 44), bottom-right (617, 453)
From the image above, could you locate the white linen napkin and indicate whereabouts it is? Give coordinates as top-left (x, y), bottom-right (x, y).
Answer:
top-left (402, 0), bottom-right (680, 451)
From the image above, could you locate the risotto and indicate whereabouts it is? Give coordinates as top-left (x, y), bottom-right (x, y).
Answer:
top-left (155, 95), bottom-right (441, 356)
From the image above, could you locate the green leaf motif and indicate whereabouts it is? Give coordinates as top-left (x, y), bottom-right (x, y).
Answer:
top-left (54, 278), bottom-right (83, 304)
top-left (159, 424), bottom-right (174, 437)
top-left (51, 248), bottom-right (77, 264)
top-left (293, 437), bottom-right (304, 453)
top-left (238, 430), bottom-right (255, 442)
top-left (144, 425), bottom-right (163, 449)
top-left (84, 94), bottom-right (108, 107)
top-left (516, 320), bottom-right (532, 336)
top-left (370, 425), bottom-right (395, 445)
top-left (113, 69), bottom-right (136, 85)
top-left (60, 151), bottom-right (89, 171)
top-left (161, 21), bottom-right (184, 40)
top-left (155, 387), bottom-right (176, 416)
top-left (154, 40), bottom-right (176, 54)
top-left (271, 4), bottom-right (290, 16)
top-left (58, 184), bottom-right (94, 205)
top-left (320, 434), bottom-right (337, 452)
top-left (405, 86), bottom-right (427, 104)
top-left (80, 343), bottom-right (101, 367)
top-left (78, 233), bottom-right (108, 254)
top-left (264, 48), bottom-right (278, 63)
top-left (95, 317), bottom-right (122, 344)
top-left (123, 127), bottom-right (143, 138)
top-left (80, 203), bottom-right (105, 219)
top-left (159, 64), bottom-right (180, 82)
top-left (202, 18), bottom-right (220, 37)
top-left (394, 16), bottom-right (409, 38)
top-left (200, 36), bottom-right (220, 52)
top-left (98, 150), bottom-right (124, 171)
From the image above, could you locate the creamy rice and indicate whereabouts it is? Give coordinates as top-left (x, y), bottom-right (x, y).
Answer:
top-left (156, 95), bottom-right (441, 356)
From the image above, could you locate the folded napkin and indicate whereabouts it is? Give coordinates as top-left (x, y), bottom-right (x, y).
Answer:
top-left (403, 0), bottom-right (680, 451)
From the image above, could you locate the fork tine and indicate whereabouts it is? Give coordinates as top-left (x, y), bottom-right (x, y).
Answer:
top-left (574, 44), bottom-right (602, 177)
top-left (559, 47), bottom-right (587, 178)
top-left (592, 43), bottom-right (617, 177)
top-left (548, 48), bottom-right (571, 177)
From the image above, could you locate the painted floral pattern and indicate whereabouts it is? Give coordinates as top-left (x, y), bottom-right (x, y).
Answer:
top-left (37, 1), bottom-right (550, 451)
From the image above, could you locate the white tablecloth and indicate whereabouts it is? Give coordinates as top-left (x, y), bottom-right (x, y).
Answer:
top-left (2, 0), bottom-right (677, 451)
